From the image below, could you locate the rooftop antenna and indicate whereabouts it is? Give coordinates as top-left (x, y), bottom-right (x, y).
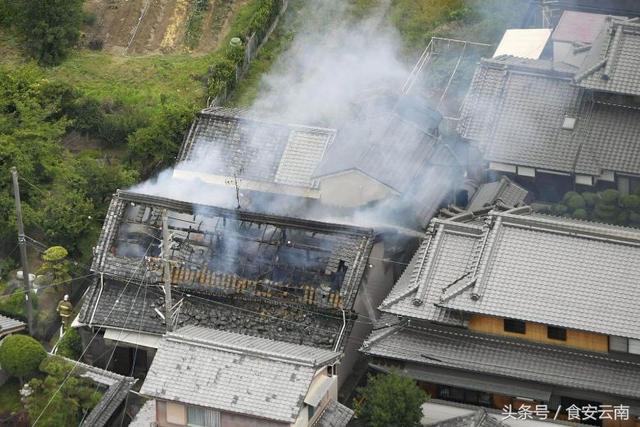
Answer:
top-left (233, 166), bottom-right (244, 210)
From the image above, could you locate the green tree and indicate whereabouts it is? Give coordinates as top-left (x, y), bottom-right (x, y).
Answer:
top-left (25, 356), bottom-right (102, 425)
top-left (0, 334), bottom-right (47, 383)
top-left (127, 104), bottom-right (195, 176)
top-left (354, 371), bottom-right (428, 427)
top-left (37, 246), bottom-right (72, 291)
top-left (13, 0), bottom-right (84, 66)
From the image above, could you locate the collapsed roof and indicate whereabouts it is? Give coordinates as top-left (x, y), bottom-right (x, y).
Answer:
top-left (81, 190), bottom-right (373, 350)
top-left (92, 190), bottom-right (374, 311)
top-left (140, 326), bottom-right (341, 424)
top-left (458, 55), bottom-right (640, 178)
top-left (380, 208), bottom-right (640, 341)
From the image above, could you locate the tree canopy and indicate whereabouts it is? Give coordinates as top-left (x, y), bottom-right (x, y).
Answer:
top-left (355, 371), bottom-right (428, 427)
top-left (12, 0), bottom-right (85, 66)
top-left (25, 356), bottom-right (102, 425)
top-left (0, 334), bottom-right (47, 381)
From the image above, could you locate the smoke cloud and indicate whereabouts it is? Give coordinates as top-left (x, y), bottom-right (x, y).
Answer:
top-left (129, 0), bottom-right (459, 230)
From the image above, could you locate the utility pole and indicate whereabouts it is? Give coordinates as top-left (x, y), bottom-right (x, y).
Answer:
top-left (161, 209), bottom-right (173, 332)
top-left (10, 168), bottom-right (34, 335)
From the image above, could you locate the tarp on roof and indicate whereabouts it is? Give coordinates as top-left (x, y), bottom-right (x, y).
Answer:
top-left (493, 29), bottom-right (552, 59)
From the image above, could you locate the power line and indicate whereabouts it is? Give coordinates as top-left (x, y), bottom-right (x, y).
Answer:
top-left (31, 243), bottom-right (154, 426)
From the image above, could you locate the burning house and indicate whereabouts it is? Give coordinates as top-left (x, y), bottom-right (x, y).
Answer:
top-left (76, 190), bottom-right (377, 379)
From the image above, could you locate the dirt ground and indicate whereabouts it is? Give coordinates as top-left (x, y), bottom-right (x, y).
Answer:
top-left (83, 0), bottom-right (244, 54)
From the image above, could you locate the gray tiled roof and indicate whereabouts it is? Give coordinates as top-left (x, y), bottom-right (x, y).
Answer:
top-left (466, 176), bottom-right (528, 212)
top-left (381, 209), bottom-right (640, 340)
top-left (429, 409), bottom-right (505, 427)
top-left (140, 326), bottom-right (340, 423)
top-left (0, 314), bottom-right (25, 336)
top-left (361, 324), bottom-right (640, 399)
top-left (177, 107), bottom-right (335, 189)
top-left (312, 400), bottom-right (354, 427)
top-left (576, 18), bottom-right (640, 96)
top-left (81, 377), bottom-right (135, 427)
top-left (53, 356), bottom-right (135, 427)
top-left (79, 279), bottom-right (346, 350)
top-left (458, 56), bottom-right (640, 177)
top-left (313, 97), bottom-right (456, 195)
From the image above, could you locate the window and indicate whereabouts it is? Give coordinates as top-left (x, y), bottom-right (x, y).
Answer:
top-left (547, 326), bottom-right (567, 341)
top-left (609, 336), bottom-right (629, 353)
top-left (187, 405), bottom-right (220, 427)
top-left (307, 404), bottom-right (316, 420)
top-left (504, 319), bottom-right (526, 334)
top-left (166, 401), bottom-right (187, 425)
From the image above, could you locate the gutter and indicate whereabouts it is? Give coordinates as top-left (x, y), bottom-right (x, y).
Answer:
top-left (333, 309), bottom-right (347, 352)
top-left (89, 272), bottom-right (105, 327)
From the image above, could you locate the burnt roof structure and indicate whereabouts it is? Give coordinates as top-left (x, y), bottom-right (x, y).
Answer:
top-left (458, 55), bottom-right (640, 180)
top-left (81, 190), bottom-right (374, 350)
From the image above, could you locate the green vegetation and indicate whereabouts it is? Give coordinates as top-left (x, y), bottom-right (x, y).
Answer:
top-left (37, 246), bottom-right (71, 291)
top-left (0, 335), bottom-right (47, 382)
top-left (354, 371), bottom-right (428, 427)
top-left (185, 0), bottom-right (212, 49)
top-left (206, 0), bottom-right (281, 100)
top-left (25, 356), bottom-right (102, 425)
top-left (550, 189), bottom-right (640, 227)
top-left (4, 0), bottom-right (84, 65)
top-left (56, 328), bottom-right (82, 359)
top-left (0, 378), bottom-right (22, 415)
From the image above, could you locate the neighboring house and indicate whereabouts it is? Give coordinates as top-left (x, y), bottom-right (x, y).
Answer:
top-left (174, 95), bottom-right (460, 229)
top-left (76, 190), bottom-right (378, 382)
top-left (312, 95), bottom-right (460, 227)
top-left (139, 325), bottom-right (353, 427)
top-left (363, 207), bottom-right (640, 423)
top-left (459, 16), bottom-right (640, 197)
top-left (53, 356), bottom-right (136, 427)
top-left (0, 314), bottom-right (26, 339)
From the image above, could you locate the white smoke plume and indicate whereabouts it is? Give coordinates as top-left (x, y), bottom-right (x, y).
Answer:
top-left (129, 0), bottom-right (459, 229)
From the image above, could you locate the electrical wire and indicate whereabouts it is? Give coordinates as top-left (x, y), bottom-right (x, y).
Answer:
top-left (31, 242), bottom-right (154, 426)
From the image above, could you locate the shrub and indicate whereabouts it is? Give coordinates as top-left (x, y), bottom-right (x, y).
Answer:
top-left (599, 189), bottom-right (620, 204)
top-left (565, 194), bottom-right (586, 210)
top-left (552, 203), bottom-right (568, 215)
top-left (621, 194), bottom-right (640, 210)
top-left (562, 191), bottom-right (580, 203)
top-left (56, 328), bottom-right (82, 360)
top-left (572, 208), bottom-right (588, 220)
top-left (207, 57), bottom-right (237, 97)
top-left (582, 191), bottom-right (597, 207)
top-left (0, 335), bottom-right (47, 381)
top-left (354, 371), bottom-right (428, 427)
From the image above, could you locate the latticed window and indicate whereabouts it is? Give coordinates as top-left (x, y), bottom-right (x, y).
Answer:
top-left (187, 405), bottom-right (221, 427)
